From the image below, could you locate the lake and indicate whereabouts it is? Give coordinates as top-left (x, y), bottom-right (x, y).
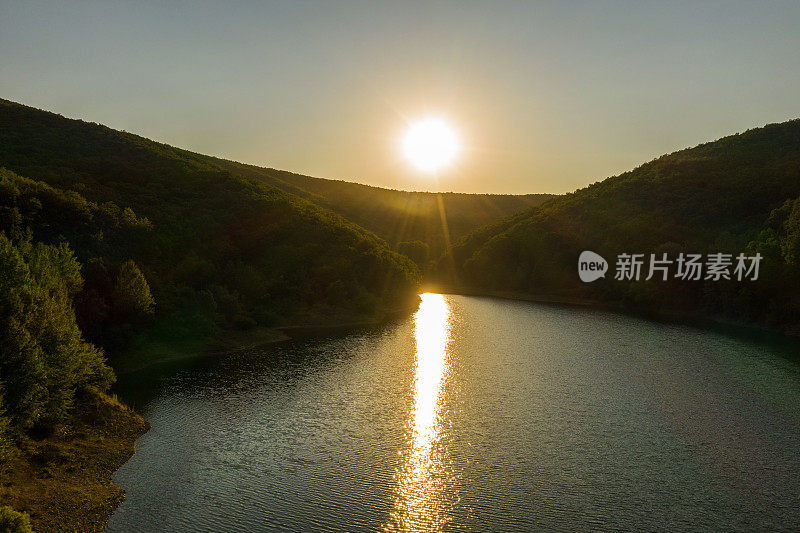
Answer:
top-left (108, 294), bottom-right (800, 531)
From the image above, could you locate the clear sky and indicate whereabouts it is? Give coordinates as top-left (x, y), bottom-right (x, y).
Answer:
top-left (1, 1), bottom-right (799, 194)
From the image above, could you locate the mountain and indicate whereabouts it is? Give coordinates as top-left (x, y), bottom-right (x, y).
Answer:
top-left (0, 98), bottom-right (549, 270)
top-left (439, 119), bottom-right (800, 334)
top-left (208, 160), bottom-right (553, 264)
top-left (0, 98), bottom-right (421, 361)
top-left (0, 101), bottom-right (425, 512)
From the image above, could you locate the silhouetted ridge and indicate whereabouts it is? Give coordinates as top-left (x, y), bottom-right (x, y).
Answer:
top-left (441, 118), bottom-right (800, 334)
top-left (0, 98), bottom-right (420, 362)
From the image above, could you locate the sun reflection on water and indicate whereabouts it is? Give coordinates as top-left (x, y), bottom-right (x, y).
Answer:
top-left (385, 293), bottom-right (455, 532)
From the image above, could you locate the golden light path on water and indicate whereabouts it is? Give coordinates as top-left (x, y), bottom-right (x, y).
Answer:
top-left (385, 293), bottom-right (456, 532)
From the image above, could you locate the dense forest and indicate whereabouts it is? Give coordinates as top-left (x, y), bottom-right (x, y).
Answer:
top-left (0, 228), bottom-right (134, 532)
top-left (0, 99), bottom-right (425, 359)
top-left (438, 119), bottom-right (800, 334)
top-left (0, 233), bottom-right (113, 434)
top-left (211, 160), bottom-right (552, 264)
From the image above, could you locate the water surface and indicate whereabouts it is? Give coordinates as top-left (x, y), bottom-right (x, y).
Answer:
top-left (109, 294), bottom-right (800, 531)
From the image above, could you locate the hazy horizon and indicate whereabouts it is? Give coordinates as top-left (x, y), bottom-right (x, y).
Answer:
top-left (2, 1), bottom-right (799, 194)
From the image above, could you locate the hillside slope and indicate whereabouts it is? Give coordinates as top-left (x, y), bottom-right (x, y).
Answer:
top-left (0, 98), bottom-right (549, 271)
top-left (0, 99), bottom-right (420, 359)
top-left (211, 160), bottom-right (552, 262)
top-left (440, 119), bottom-right (800, 333)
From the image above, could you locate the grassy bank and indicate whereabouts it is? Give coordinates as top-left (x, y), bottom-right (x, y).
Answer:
top-left (0, 392), bottom-right (149, 533)
top-left (114, 297), bottom-right (421, 375)
top-left (113, 325), bottom-right (293, 375)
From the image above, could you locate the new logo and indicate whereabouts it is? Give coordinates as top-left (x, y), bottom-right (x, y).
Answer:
top-left (578, 251), bottom-right (608, 282)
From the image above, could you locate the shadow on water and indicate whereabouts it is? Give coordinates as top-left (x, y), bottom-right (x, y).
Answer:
top-left (112, 318), bottom-right (408, 415)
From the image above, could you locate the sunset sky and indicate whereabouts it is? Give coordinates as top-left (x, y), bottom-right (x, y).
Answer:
top-left (1, 1), bottom-right (799, 194)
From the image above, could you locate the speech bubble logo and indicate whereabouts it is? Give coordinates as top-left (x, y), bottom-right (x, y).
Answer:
top-left (578, 250), bottom-right (608, 282)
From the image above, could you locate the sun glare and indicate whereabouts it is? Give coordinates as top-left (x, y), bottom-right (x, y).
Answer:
top-left (402, 118), bottom-right (460, 173)
top-left (386, 292), bottom-right (454, 530)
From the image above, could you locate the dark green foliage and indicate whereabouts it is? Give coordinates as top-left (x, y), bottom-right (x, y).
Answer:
top-left (753, 197), bottom-right (800, 265)
top-left (74, 258), bottom-right (155, 350)
top-left (0, 234), bottom-right (113, 430)
top-left (0, 383), bottom-right (11, 462)
top-left (113, 260), bottom-right (155, 316)
top-left (0, 168), bottom-right (156, 352)
top-left (208, 160), bottom-right (552, 263)
top-left (745, 196), bottom-right (800, 328)
top-left (0, 99), bottom-right (420, 358)
top-left (0, 167), bottom-right (152, 259)
top-left (442, 119), bottom-right (800, 333)
top-left (0, 505), bottom-right (32, 533)
top-left (397, 240), bottom-right (430, 268)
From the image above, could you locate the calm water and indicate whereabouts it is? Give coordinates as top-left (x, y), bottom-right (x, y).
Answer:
top-left (108, 294), bottom-right (800, 532)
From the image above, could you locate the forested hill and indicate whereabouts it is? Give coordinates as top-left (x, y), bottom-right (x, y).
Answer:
top-left (440, 118), bottom-right (800, 334)
top-left (0, 98), bottom-right (549, 269)
top-left (0, 98), bottom-right (420, 361)
top-left (209, 160), bottom-right (552, 262)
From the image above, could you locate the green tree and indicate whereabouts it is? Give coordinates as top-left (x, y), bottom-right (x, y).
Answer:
top-left (0, 234), bottom-right (113, 430)
top-left (0, 505), bottom-right (32, 533)
top-left (0, 380), bottom-right (12, 462)
top-left (114, 260), bottom-right (155, 316)
top-left (397, 240), bottom-right (430, 268)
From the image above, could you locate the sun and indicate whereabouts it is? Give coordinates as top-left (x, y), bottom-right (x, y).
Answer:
top-left (402, 118), bottom-right (460, 173)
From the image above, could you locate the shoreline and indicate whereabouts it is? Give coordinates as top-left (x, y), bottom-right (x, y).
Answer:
top-left (0, 392), bottom-right (149, 533)
top-left (429, 284), bottom-right (800, 348)
top-left (113, 287), bottom-right (800, 378)
top-left (114, 299), bottom-right (421, 375)
top-left (94, 302), bottom-right (422, 527)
